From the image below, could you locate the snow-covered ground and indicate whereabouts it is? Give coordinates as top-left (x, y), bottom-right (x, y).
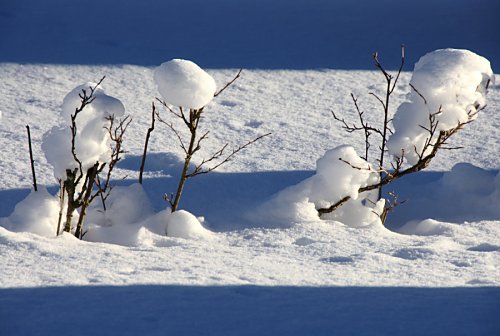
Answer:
top-left (1, 63), bottom-right (499, 336)
top-left (1, 0), bottom-right (499, 335)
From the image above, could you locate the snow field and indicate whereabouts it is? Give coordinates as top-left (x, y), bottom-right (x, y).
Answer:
top-left (0, 59), bottom-right (499, 289)
top-left (0, 217), bottom-right (498, 288)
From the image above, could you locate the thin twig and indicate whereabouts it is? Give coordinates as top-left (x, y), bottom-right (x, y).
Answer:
top-left (26, 125), bottom-right (37, 192)
top-left (214, 69), bottom-right (243, 97)
top-left (139, 103), bottom-right (156, 184)
top-left (187, 132), bottom-right (272, 178)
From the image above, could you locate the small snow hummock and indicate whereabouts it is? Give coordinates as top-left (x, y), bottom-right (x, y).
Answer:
top-left (165, 210), bottom-right (213, 239)
top-left (154, 59), bottom-right (217, 109)
top-left (397, 219), bottom-right (453, 236)
top-left (0, 188), bottom-right (60, 237)
top-left (42, 82), bottom-right (125, 180)
top-left (86, 183), bottom-right (153, 228)
top-left (251, 145), bottom-right (382, 227)
top-left (387, 49), bottom-right (494, 165)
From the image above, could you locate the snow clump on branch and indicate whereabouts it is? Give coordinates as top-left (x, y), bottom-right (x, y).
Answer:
top-left (154, 59), bottom-right (217, 109)
top-left (387, 49), bottom-right (494, 165)
top-left (42, 83), bottom-right (125, 179)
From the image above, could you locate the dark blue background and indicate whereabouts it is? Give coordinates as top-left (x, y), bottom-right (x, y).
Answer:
top-left (1, 0), bottom-right (498, 69)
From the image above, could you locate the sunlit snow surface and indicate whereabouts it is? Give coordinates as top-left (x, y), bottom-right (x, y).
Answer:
top-left (0, 64), bottom-right (499, 335)
top-left (0, 63), bottom-right (499, 283)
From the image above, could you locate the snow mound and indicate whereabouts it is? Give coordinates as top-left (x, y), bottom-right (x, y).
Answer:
top-left (83, 184), bottom-right (155, 246)
top-left (165, 210), bottom-right (213, 239)
top-left (86, 183), bottom-right (153, 228)
top-left (397, 219), bottom-right (453, 236)
top-left (441, 162), bottom-right (495, 194)
top-left (42, 82), bottom-right (125, 180)
top-left (310, 145), bottom-right (380, 208)
top-left (0, 188), bottom-right (59, 237)
top-left (251, 146), bottom-right (382, 227)
top-left (387, 49), bottom-right (494, 165)
top-left (154, 59), bottom-right (217, 109)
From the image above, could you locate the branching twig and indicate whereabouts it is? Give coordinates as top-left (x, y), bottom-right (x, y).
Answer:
top-left (380, 191), bottom-right (406, 224)
top-left (372, 45), bottom-right (405, 197)
top-left (214, 69), bottom-right (243, 97)
top-left (91, 114), bottom-right (131, 206)
top-left (187, 132), bottom-right (272, 178)
top-left (319, 114), bottom-right (468, 216)
top-left (69, 78), bottom-right (105, 188)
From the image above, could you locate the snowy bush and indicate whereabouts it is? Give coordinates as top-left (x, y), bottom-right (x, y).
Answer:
top-left (43, 82), bottom-right (126, 178)
top-left (42, 79), bottom-right (131, 238)
top-left (152, 59), bottom-right (269, 215)
top-left (287, 48), bottom-right (493, 226)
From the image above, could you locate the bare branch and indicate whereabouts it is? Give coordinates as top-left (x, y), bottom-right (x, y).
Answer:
top-left (338, 158), bottom-right (372, 172)
top-left (155, 97), bottom-right (186, 120)
top-left (214, 69), bottom-right (243, 97)
top-left (139, 102), bottom-right (156, 184)
top-left (409, 83), bottom-right (427, 105)
top-left (187, 132), bottom-right (272, 178)
top-left (369, 92), bottom-right (386, 110)
top-left (319, 115), bottom-right (472, 217)
top-left (91, 114), bottom-right (131, 205)
top-left (389, 45), bottom-right (405, 94)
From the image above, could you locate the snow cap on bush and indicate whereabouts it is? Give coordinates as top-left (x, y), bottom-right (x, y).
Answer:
top-left (42, 82), bottom-right (125, 179)
top-left (60, 82), bottom-right (124, 125)
top-left (387, 49), bottom-right (494, 165)
top-left (154, 59), bottom-right (217, 109)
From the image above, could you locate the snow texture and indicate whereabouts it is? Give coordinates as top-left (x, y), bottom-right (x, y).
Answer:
top-left (154, 59), bottom-right (217, 109)
top-left (387, 49), bottom-right (494, 165)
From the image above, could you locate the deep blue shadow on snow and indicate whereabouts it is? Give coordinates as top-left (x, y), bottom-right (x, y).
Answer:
top-left (0, 0), bottom-right (498, 70)
top-left (0, 156), bottom-right (314, 231)
top-left (0, 285), bottom-right (498, 336)
top-left (1, 156), bottom-right (499, 232)
top-left (1, 151), bottom-right (499, 230)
